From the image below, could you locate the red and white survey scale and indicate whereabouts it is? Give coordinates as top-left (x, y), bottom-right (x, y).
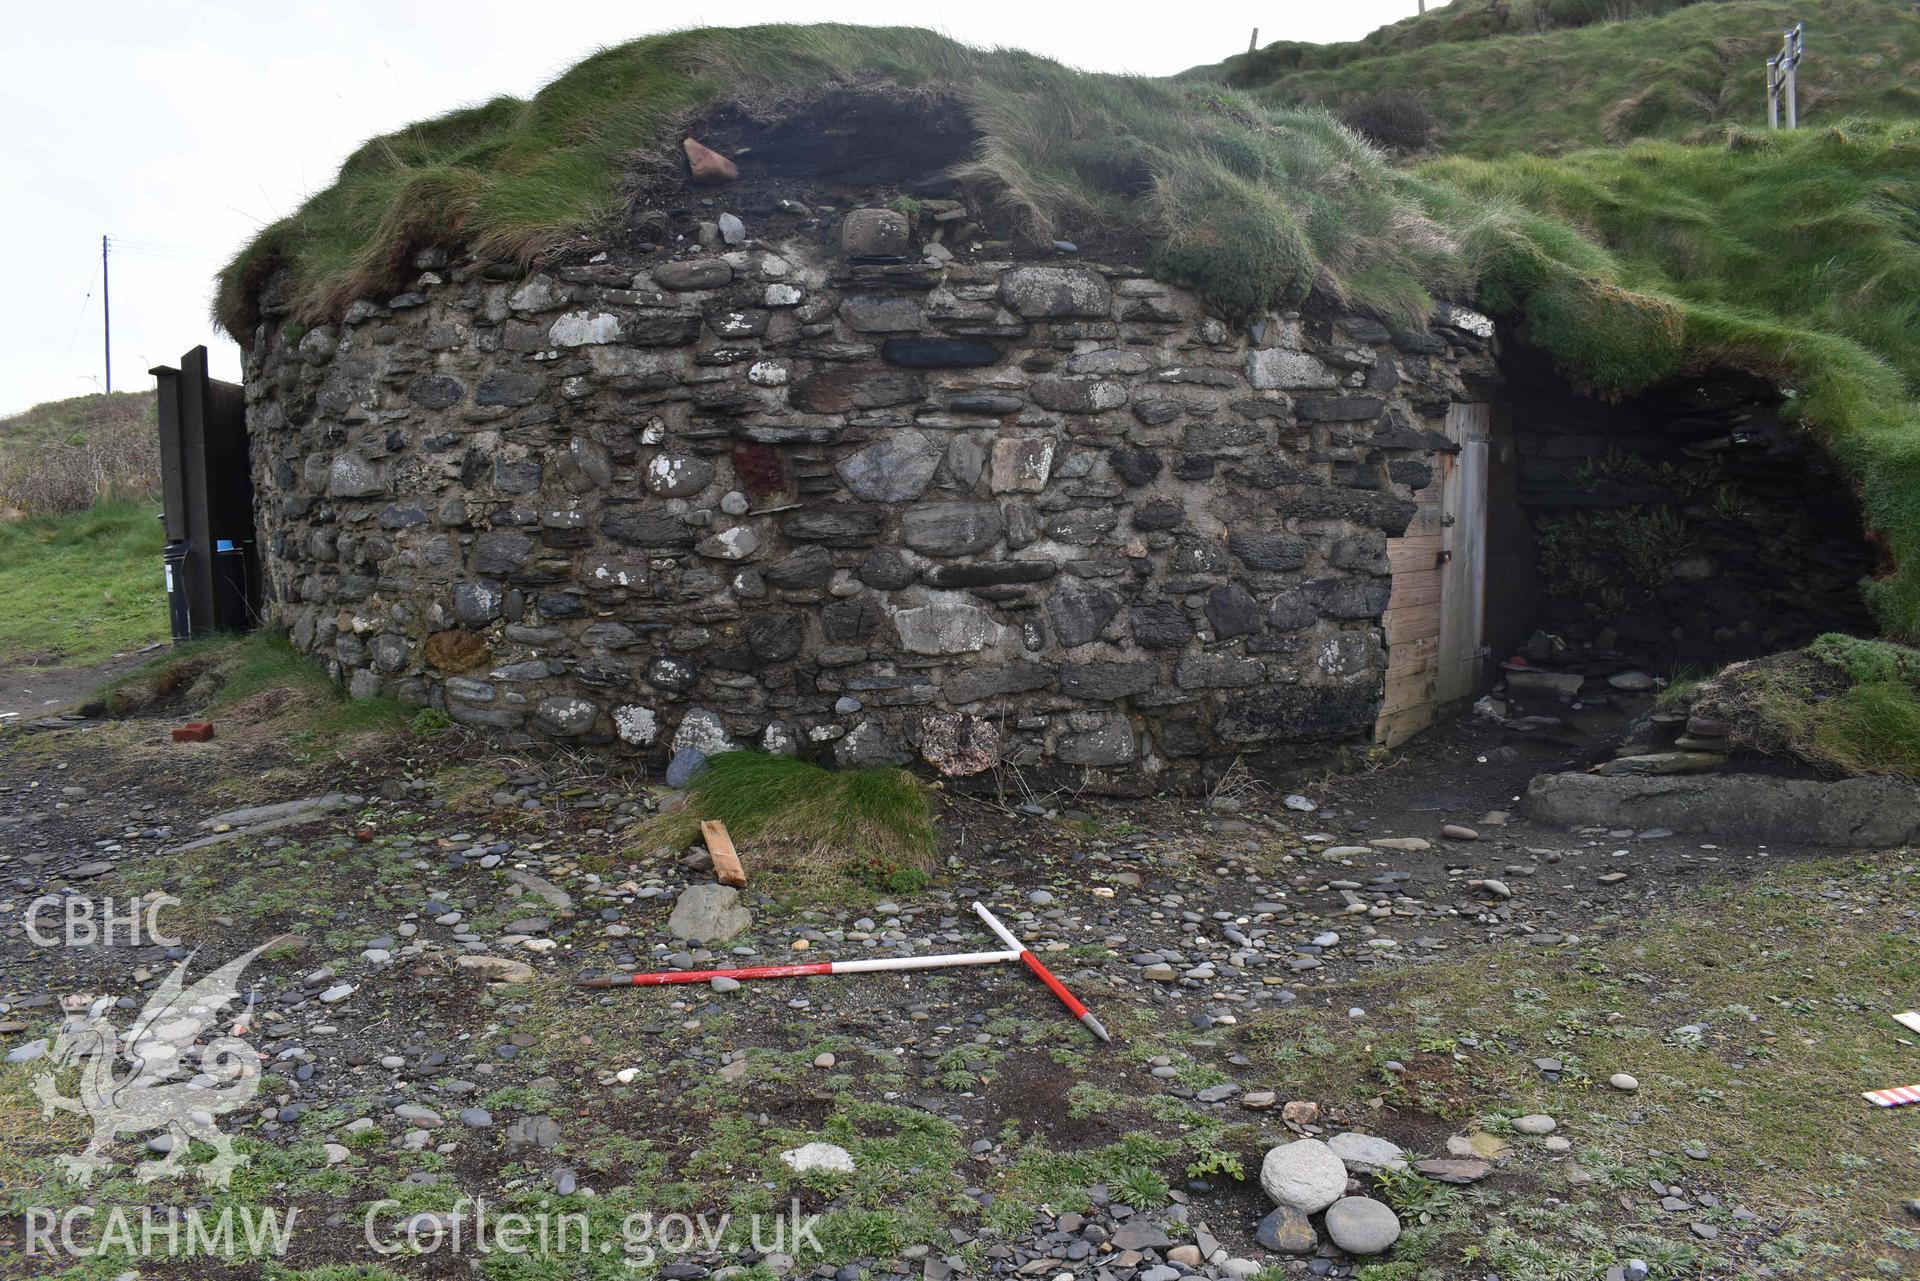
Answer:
top-left (579, 901), bottom-right (1110, 1042)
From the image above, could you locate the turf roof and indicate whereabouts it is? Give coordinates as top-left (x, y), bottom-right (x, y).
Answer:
top-left (215, 22), bottom-right (1920, 636)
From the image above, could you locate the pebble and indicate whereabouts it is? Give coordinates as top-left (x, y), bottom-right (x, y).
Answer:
top-left (1513, 1114), bottom-right (1558, 1135)
top-left (1610, 1072), bottom-right (1640, 1092)
top-left (1324, 1195), bottom-right (1401, 1255)
top-left (1441, 824), bottom-right (1479, 841)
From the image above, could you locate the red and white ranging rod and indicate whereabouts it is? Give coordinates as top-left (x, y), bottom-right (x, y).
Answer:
top-left (972, 901), bottom-right (1111, 1043)
top-left (575, 901), bottom-right (1111, 1043)
top-left (577, 947), bottom-right (1016, 989)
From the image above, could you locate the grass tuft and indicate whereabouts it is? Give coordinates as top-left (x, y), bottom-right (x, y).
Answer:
top-left (637, 751), bottom-right (937, 882)
top-left (1689, 632), bottom-right (1920, 778)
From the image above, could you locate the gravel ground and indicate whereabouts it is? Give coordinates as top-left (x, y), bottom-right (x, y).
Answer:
top-left (0, 696), bottom-right (1902, 1280)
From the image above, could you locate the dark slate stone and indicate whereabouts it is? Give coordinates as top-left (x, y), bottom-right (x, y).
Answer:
top-left (1388, 458), bottom-right (1434, 489)
top-left (1267, 591), bottom-right (1318, 632)
top-left (901, 503), bottom-right (1005, 557)
top-left (1173, 454), bottom-right (1216, 480)
top-left (1130, 600), bottom-right (1193, 650)
top-left (1044, 508), bottom-right (1119, 544)
top-left (473, 530), bottom-right (535, 575)
top-left (1229, 399), bottom-right (1293, 420)
top-left (948, 394), bottom-right (1024, 415)
top-left (700, 301), bottom-right (771, 338)
top-left (921, 561), bottom-right (1057, 588)
top-left (791, 368), bottom-right (927, 413)
top-left (944, 663), bottom-right (1054, 704)
top-left (1266, 484), bottom-right (1416, 535)
top-left (1231, 456), bottom-right (1313, 489)
top-left (1184, 420), bottom-right (1265, 450)
top-left (602, 507), bottom-right (693, 548)
top-left (1151, 367), bottom-right (1238, 387)
top-left (1333, 460), bottom-right (1381, 489)
top-left (653, 259), bottom-right (732, 290)
top-left (856, 549), bottom-right (916, 590)
top-left (1392, 327), bottom-right (1447, 355)
top-left (1216, 682), bottom-right (1377, 743)
top-left (536, 593), bottom-right (584, 618)
top-left (880, 337), bottom-right (1004, 368)
top-left (1295, 395), bottom-right (1386, 422)
top-left (1059, 662), bottom-right (1157, 701)
top-left (1228, 529), bottom-right (1309, 571)
top-left (1339, 315), bottom-right (1394, 344)
top-left (452, 581), bottom-right (503, 627)
top-left (1329, 528), bottom-right (1388, 572)
top-left (785, 510), bottom-right (883, 546)
top-left (475, 369), bottom-right (542, 407)
top-left (407, 374), bottom-right (465, 409)
top-left (1365, 351), bottom-right (1400, 393)
top-left (1045, 586), bottom-right (1122, 648)
top-left (764, 545), bottom-right (835, 590)
top-left (746, 611), bottom-right (805, 662)
top-left (1108, 447), bottom-right (1163, 486)
top-left (821, 599), bottom-right (882, 643)
top-left (493, 458), bottom-right (544, 493)
top-left (626, 313), bottom-right (704, 346)
top-left (1304, 576), bottom-right (1393, 619)
top-left (647, 656), bottom-right (698, 691)
top-left (1132, 398), bottom-right (1183, 426)
top-left (379, 505), bottom-right (428, 530)
top-left (1131, 501), bottom-right (1184, 532)
top-left (1205, 583), bottom-right (1261, 639)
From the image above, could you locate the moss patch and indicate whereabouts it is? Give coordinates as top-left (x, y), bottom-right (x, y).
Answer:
top-left (1690, 632), bottom-right (1920, 778)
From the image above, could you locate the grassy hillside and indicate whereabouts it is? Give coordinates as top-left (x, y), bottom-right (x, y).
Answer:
top-left (0, 501), bottom-right (165, 665)
top-left (1200, 0), bottom-right (1920, 157)
top-left (0, 389), bottom-right (158, 515)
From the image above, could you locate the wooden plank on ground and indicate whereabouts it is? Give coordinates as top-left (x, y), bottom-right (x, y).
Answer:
top-left (700, 820), bottom-right (748, 888)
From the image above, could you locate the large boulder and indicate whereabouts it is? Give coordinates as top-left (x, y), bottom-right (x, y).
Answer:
top-left (667, 884), bottom-right (752, 944)
top-left (1259, 1138), bottom-right (1348, 1213)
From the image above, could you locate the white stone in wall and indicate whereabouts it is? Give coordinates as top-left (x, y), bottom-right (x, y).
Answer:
top-left (747, 360), bottom-right (790, 386)
top-left (547, 311), bottom-right (623, 346)
top-left (612, 705), bottom-right (659, 745)
top-left (1248, 348), bottom-right (1338, 390)
top-left (672, 708), bottom-right (737, 757)
top-left (1435, 302), bottom-right (1495, 338)
top-left (890, 599), bottom-right (1007, 656)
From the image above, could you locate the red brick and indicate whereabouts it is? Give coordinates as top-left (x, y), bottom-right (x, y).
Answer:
top-left (171, 721), bottom-right (214, 743)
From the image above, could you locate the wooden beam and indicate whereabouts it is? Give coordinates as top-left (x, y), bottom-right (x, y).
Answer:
top-left (700, 820), bottom-right (748, 888)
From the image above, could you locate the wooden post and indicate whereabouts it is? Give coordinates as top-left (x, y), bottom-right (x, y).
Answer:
top-left (1248, 27), bottom-right (1258, 52)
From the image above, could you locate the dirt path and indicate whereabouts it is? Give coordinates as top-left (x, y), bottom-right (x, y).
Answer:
top-left (0, 647), bottom-right (157, 722)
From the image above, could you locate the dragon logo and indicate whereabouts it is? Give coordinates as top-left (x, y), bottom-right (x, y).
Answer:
top-left (31, 940), bottom-right (283, 1187)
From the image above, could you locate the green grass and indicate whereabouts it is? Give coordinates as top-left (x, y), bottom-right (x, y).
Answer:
top-left (636, 750), bottom-right (937, 881)
top-left (1200, 0), bottom-right (1920, 158)
top-left (1693, 632), bottom-right (1920, 777)
top-left (0, 501), bottom-right (165, 665)
top-left (214, 24), bottom-right (1470, 336)
top-left (1236, 850), bottom-right (1920, 1276)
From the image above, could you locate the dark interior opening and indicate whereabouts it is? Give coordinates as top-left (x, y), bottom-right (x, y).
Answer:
top-left (1489, 343), bottom-right (1880, 680)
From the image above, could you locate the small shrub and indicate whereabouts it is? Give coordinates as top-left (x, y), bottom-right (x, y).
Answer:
top-left (1340, 91), bottom-right (1439, 152)
top-left (1111, 1166), bottom-right (1171, 1209)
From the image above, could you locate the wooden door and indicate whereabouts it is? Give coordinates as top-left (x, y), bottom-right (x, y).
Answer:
top-left (1437, 403), bottom-right (1490, 705)
top-left (1375, 402), bottom-right (1489, 745)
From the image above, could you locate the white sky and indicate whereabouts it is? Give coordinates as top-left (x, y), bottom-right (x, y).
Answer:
top-left (1, 0), bottom-right (1445, 414)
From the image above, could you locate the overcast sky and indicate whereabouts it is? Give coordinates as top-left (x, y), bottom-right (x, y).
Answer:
top-left (1, 0), bottom-right (1446, 415)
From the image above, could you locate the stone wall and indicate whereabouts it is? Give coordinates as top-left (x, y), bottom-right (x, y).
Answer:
top-left (243, 198), bottom-right (1493, 788)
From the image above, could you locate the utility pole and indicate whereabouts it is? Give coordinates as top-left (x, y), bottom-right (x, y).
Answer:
top-left (101, 234), bottom-right (111, 394)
